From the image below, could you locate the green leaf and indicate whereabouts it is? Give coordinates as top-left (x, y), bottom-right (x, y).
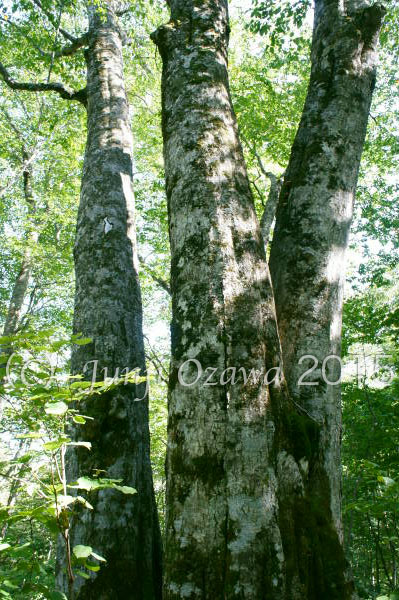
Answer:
top-left (73, 545), bottom-right (92, 559)
top-left (75, 496), bottom-right (94, 510)
top-left (377, 475), bottom-right (395, 486)
top-left (0, 543), bottom-right (10, 552)
top-left (6, 542), bottom-right (31, 555)
top-left (76, 570), bottom-right (91, 580)
top-left (90, 551), bottom-right (106, 562)
top-left (16, 432), bottom-right (42, 439)
top-left (14, 451), bottom-right (36, 463)
top-left (55, 495), bottom-right (77, 509)
top-left (113, 485), bottom-right (137, 495)
top-left (45, 401), bottom-right (68, 416)
top-left (68, 477), bottom-right (100, 491)
top-left (85, 563), bottom-right (100, 572)
top-left (2, 581), bottom-right (18, 590)
top-left (43, 437), bottom-right (70, 451)
top-left (73, 337), bottom-right (93, 346)
top-left (73, 415), bottom-right (86, 424)
top-left (51, 340), bottom-right (69, 351)
top-left (48, 592), bottom-right (68, 600)
top-left (67, 441), bottom-right (92, 450)
top-left (69, 380), bottom-right (92, 390)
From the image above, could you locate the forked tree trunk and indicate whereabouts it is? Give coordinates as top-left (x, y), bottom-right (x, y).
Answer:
top-left (56, 5), bottom-right (162, 599)
top-left (269, 0), bottom-right (385, 539)
top-left (153, 0), bottom-right (383, 598)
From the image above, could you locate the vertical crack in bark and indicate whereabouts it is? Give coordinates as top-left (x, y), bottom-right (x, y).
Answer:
top-left (219, 250), bottom-right (230, 596)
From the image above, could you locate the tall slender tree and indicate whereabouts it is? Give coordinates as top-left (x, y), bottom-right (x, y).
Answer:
top-left (0, 142), bottom-right (38, 415)
top-left (153, 0), bottom-right (384, 597)
top-left (0, 2), bottom-right (162, 598)
top-left (1, 146), bottom-right (37, 340)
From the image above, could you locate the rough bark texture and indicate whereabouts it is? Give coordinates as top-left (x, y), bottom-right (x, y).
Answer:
top-left (269, 0), bottom-right (385, 540)
top-left (152, 1), bottom-right (359, 598)
top-left (56, 5), bottom-right (162, 599)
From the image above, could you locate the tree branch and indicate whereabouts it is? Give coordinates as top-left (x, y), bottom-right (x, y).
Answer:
top-left (31, 0), bottom-right (77, 42)
top-left (0, 63), bottom-right (87, 106)
top-left (116, 7), bottom-right (132, 17)
top-left (143, 334), bottom-right (169, 385)
top-left (138, 255), bottom-right (171, 295)
top-left (0, 15), bottom-right (48, 58)
top-left (239, 133), bottom-right (283, 252)
top-left (0, 107), bottom-right (25, 142)
top-left (54, 32), bottom-right (90, 58)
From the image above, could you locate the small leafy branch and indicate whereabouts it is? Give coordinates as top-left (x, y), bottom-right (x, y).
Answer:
top-left (0, 330), bottom-right (141, 599)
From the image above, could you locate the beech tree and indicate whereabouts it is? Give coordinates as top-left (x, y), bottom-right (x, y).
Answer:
top-left (0, 2), bottom-right (162, 598)
top-left (152, 0), bottom-right (384, 598)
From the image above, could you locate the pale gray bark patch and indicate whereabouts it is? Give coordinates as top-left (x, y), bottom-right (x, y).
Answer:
top-left (56, 6), bottom-right (162, 599)
top-left (269, 0), bottom-right (385, 543)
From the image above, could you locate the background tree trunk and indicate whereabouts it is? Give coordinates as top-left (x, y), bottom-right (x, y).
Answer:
top-left (269, 0), bottom-right (385, 540)
top-left (0, 151), bottom-right (38, 416)
top-left (56, 5), bottom-right (162, 599)
top-left (2, 152), bottom-right (36, 338)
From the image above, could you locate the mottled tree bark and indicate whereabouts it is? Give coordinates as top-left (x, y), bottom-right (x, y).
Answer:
top-left (56, 5), bottom-right (162, 599)
top-left (269, 0), bottom-right (385, 541)
top-left (152, 1), bottom-right (282, 596)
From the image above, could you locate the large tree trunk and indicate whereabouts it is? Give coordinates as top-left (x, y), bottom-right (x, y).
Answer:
top-left (56, 5), bottom-right (162, 599)
top-left (152, 1), bottom-right (283, 595)
top-left (269, 0), bottom-right (385, 540)
top-left (152, 1), bottom-right (362, 598)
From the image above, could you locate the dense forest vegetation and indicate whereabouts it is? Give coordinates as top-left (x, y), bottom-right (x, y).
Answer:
top-left (0, 0), bottom-right (398, 598)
